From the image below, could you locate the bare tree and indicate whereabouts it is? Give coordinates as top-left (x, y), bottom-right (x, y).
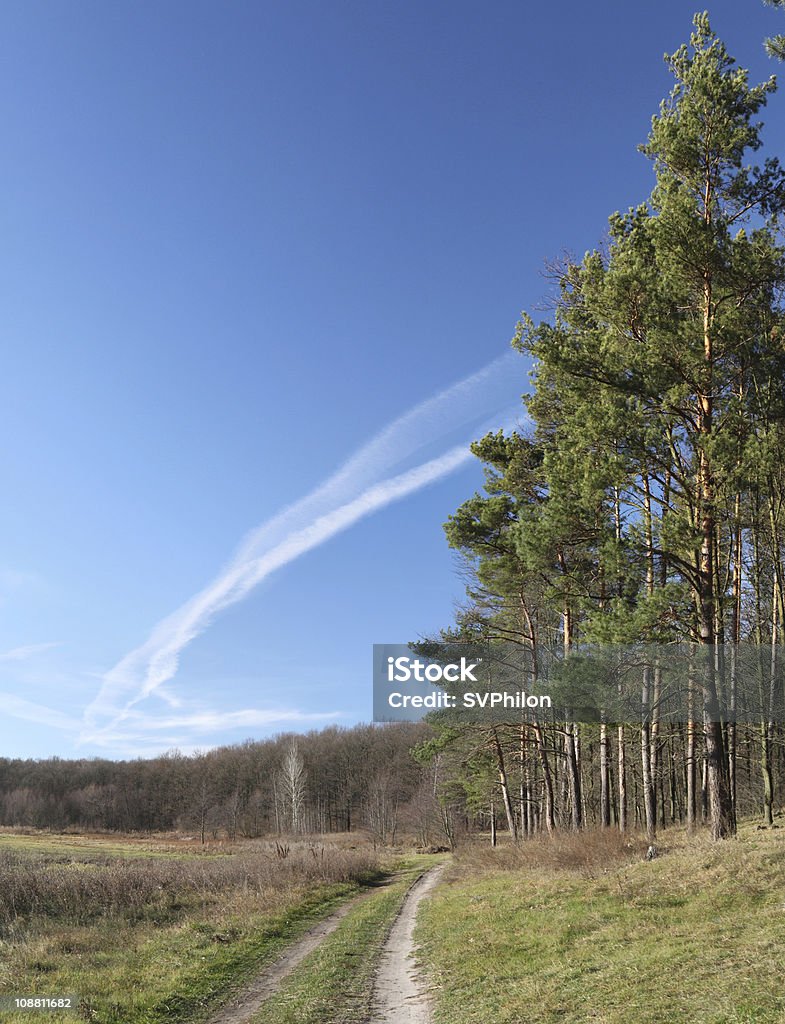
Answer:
top-left (280, 740), bottom-right (307, 833)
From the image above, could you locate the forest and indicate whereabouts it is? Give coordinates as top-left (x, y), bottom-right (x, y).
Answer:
top-left (0, 725), bottom-right (431, 844)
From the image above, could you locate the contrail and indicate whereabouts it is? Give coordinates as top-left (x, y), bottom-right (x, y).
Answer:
top-left (82, 350), bottom-right (525, 742)
top-left (0, 642), bottom-right (61, 662)
top-left (0, 693), bottom-right (82, 732)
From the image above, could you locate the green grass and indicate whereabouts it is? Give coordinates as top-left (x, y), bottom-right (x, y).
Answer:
top-left (252, 858), bottom-right (438, 1024)
top-left (416, 828), bottom-right (785, 1024)
top-left (0, 832), bottom-right (222, 861)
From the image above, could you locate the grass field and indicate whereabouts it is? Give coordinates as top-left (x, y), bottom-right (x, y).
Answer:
top-left (416, 825), bottom-right (785, 1024)
top-left (0, 831), bottom-right (386, 1024)
top-left (0, 830), bottom-right (228, 860)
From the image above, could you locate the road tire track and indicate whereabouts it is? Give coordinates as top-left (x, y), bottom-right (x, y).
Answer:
top-left (205, 892), bottom-right (367, 1024)
top-left (370, 865), bottom-right (444, 1024)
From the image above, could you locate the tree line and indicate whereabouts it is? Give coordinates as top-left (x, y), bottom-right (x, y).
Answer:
top-left (0, 724), bottom-right (433, 844)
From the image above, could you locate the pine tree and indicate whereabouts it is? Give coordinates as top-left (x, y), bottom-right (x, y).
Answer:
top-left (513, 15), bottom-right (785, 839)
top-left (764, 0), bottom-right (785, 60)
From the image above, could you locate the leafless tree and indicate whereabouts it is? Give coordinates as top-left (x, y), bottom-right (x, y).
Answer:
top-left (280, 740), bottom-right (307, 833)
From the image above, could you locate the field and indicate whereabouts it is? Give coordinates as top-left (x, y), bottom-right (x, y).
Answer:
top-left (0, 830), bottom-right (385, 1024)
top-left (5, 825), bottom-right (785, 1024)
top-left (416, 824), bottom-right (785, 1024)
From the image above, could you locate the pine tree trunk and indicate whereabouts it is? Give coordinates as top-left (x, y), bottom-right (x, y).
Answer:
top-left (686, 717), bottom-right (696, 832)
top-left (641, 669), bottom-right (657, 843)
top-left (532, 722), bottom-right (555, 834)
top-left (641, 477), bottom-right (658, 841)
top-left (565, 725), bottom-right (582, 831)
top-left (600, 722), bottom-right (611, 828)
top-left (618, 723), bottom-right (627, 833)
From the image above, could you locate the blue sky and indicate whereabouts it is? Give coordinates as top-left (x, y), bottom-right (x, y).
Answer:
top-left (1, 1), bottom-right (782, 759)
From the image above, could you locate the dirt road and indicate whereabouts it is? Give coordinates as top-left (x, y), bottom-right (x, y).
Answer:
top-left (370, 865), bottom-right (444, 1024)
top-left (206, 865), bottom-right (443, 1024)
top-left (205, 895), bottom-right (363, 1024)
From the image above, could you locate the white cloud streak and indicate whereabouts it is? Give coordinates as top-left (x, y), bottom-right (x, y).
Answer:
top-left (109, 707), bottom-right (345, 734)
top-left (0, 693), bottom-right (81, 732)
top-left (0, 642), bottom-right (61, 662)
top-left (81, 350), bottom-right (525, 747)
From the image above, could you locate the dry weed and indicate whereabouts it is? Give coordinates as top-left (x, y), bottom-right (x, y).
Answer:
top-left (454, 829), bottom-right (647, 878)
top-left (0, 842), bottom-right (379, 935)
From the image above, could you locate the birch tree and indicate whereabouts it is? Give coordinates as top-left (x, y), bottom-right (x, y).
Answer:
top-left (280, 739), bottom-right (307, 834)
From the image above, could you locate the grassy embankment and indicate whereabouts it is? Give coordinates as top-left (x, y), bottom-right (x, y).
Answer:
top-left (0, 832), bottom-right (387, 1024)
top-left (417, 824), bottom-right (785, 1024)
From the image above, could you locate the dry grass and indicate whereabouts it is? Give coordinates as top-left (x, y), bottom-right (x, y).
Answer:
top-left (0, 840), bottom-right (379, 938)
top-left (452, 828), bottom-right (648, 878)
